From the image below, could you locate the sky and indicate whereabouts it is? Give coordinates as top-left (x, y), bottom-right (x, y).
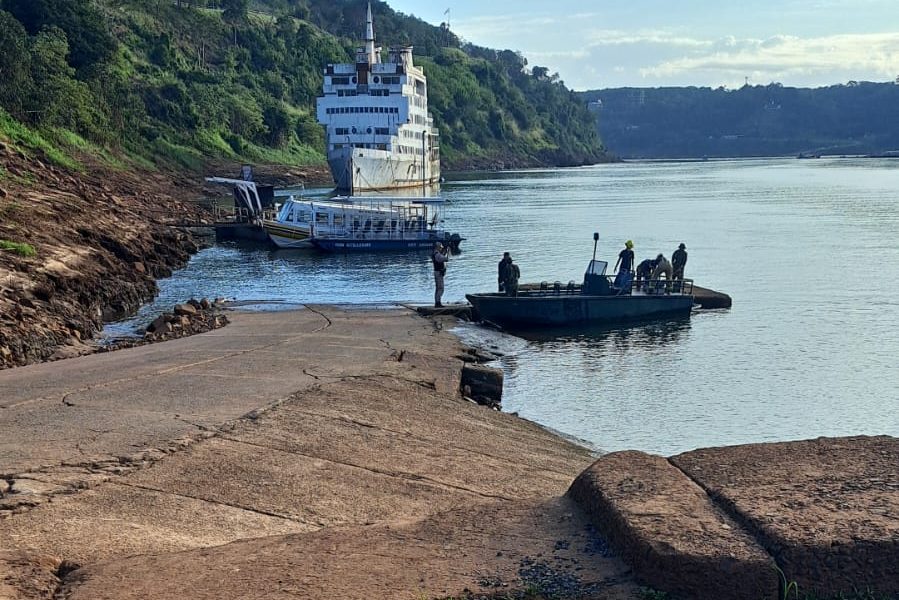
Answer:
top-left (383, 0), bottom-right (899, 90)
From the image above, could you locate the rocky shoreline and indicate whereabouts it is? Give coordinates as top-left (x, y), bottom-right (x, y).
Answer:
top-left (0, 144), bottom-right (212, 369)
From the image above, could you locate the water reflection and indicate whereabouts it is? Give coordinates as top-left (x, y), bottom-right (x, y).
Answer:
top-left (509, 315), bottom-right (691, 347)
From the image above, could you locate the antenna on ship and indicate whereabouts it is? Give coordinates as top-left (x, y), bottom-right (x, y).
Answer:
top-left (365, 2), bottom-right (376, 65)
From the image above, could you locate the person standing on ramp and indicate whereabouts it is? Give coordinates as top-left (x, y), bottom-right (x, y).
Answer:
top-left (432, 242), bottom-right (449, 307)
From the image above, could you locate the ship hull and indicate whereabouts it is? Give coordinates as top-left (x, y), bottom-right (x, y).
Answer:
top-left (328, 148), bottom-right (440, 193)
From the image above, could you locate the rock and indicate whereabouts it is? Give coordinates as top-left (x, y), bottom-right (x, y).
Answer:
top-left (0, 186), bottom-right (8, 199)
top-left (200, 298), bottom-right (211, 310)
top-left (187, 298), bottom-right (202, 309)
top-left (147, 314), bottom-right (168, 333)
top-left (179, 316), bottom-right (191, 327)
top-left (460, 364), bottom-right (503, 407)
top-left (569, 451), bottom-right (779, 600)
top-left (132, 261), bottom-right (146, 274)
top-left (174, 303), bottom-right (197, 316)
top-left (0, 479), bottom-right (9, 496)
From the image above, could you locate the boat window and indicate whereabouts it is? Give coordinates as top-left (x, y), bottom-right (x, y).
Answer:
top-left (333, 214), bottom-right (345, 227)
top-left (316, 212), bottom-right (330, 225)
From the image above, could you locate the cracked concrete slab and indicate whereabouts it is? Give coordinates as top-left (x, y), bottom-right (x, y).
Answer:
top-left (2, 307), bottom-right (635, 599)
top-left (61, 498), bottom-right (639, 600)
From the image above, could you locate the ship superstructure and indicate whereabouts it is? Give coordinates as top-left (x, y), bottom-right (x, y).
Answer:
top-left (316, 3), bottom-right (440, 193)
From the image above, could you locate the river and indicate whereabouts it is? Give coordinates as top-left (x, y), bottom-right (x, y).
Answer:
top-left (106, 157), bottom-right (899, 455)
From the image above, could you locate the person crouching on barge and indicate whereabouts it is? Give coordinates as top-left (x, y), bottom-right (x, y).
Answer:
top-left (432, 242), bottom-right (449, 307)
top-left (635, 258), bottom-right (657, 291)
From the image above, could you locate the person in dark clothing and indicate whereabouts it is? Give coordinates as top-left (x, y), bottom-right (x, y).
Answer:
top-left (672, 243), bottom-right (688, 280)
top-left (431, 242), bottom-right (448, 307)
top-left (497, 252), bottom-right (512, 292)
top-left (613, 240), bottom-right (635, 289)
top-left (505, 259), bottom-right (521, 296)
top-left (635, 258), bottom-right (656, 290)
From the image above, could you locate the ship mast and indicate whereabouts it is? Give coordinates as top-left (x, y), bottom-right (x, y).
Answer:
top-left (364, 3), bottom-right (376, 66)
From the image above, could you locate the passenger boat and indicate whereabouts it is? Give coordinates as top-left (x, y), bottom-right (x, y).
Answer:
top-left (466, 236), bottom-right (694, 328)
top-left (262, 194), bottom-right (462, 252)
top-left (316, 3), bottom-right (440, 193)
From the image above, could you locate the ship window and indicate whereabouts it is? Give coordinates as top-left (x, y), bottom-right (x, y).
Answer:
top-left (316, 212), bottom-right (330, 225)
top-left (332, 76), bottom-right (349, 85)
top-left (373, 76), bottom-right (380, 83)
top-left (375, 127), bottom-right (388, 135)
top-left (333, 214), bottom-right (345, 227)
top-left (351, 76), bottom-right (357, 84)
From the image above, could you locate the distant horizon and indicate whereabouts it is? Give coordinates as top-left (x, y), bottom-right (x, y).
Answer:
top-left (384, 1), bottom-right (899, 92)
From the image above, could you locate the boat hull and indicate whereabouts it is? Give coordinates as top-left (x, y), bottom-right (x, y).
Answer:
top-left (466, 293), bottom-right (694, 327)
top-left (314, 235), bottom-right (457, 252)
top-left (262, 221), bottom-right (313, 249)
top-left (328, 148), bottom-right (440, 193)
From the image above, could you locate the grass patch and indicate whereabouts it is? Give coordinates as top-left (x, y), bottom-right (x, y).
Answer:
top-left (50, 128), bottom-right (130, 170)
top-left (195, 129), bottom-right (238, 158)
top-left (240, 138), bottom-right (326, 166)
top-left (0, 239), bottom-right (36, 257)
top-left (0, 109), bottom-right (81, 171)
top-left (152, 137), bottom-right (205, 170)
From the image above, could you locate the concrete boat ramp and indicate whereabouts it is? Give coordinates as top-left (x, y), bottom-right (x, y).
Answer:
top-left (1, 307), bottom-right (895, 600)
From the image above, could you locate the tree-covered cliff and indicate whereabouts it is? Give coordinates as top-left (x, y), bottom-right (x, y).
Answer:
top-left (582, 83), bottom-right (899, 159)
top-left (0, 0), bottom-right (606, 172)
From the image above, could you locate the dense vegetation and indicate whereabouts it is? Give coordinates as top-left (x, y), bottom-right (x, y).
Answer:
top-left (582, 83), bottom-right (899, 159)
top-left (0, 0), bottom-right (606, 173)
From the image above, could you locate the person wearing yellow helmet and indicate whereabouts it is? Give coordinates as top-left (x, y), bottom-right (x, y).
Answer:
top-left (613, 240), bottom-right (635, 291)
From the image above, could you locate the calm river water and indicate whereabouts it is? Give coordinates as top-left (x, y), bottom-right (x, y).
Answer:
top-left (107, 158), bottom-right (899, 455)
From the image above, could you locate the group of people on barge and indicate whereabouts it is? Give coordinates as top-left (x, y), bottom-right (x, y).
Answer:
top-left (430, 239), bottom-right (689, 308)
top-left (613, 240), bottom-right (688, 292)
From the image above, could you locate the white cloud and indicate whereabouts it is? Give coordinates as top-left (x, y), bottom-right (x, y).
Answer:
top-left (640, 32), bottom-right (899, 82)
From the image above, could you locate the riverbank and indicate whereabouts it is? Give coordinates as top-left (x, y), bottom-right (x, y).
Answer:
top-left (0, 144), bottom-right (209, 369)
top-left (0, 133), bottom-right (338, 369)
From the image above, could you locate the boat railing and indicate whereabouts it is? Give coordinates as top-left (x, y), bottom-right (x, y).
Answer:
top-left (631, 277), bottom-right (694, 296)
top-left (522, 278), bottom-right (694, 296)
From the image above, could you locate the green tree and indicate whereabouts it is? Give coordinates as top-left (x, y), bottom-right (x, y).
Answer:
top-left (222, 0), bottom-right (249, 22)
top-left (2, 0), bottom-right (116, 73)
top-left (0, 11), bottom-right (31, 115)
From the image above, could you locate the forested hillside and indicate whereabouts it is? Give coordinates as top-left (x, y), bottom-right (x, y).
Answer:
top-left (0, 0), bottom-right (606, 173)
top-left (582, 83), bottom-right (899, 159)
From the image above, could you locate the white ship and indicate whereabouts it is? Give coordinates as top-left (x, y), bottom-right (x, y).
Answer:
top-left (316, 4), bottom-right (440, 193)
